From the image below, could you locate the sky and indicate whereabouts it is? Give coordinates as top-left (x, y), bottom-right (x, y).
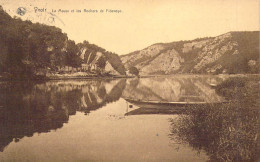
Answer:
top-left (0, 0), bottom-right (259, 55)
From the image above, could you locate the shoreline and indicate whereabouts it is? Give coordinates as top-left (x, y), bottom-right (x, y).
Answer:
top-left (0, 74), bottom-right (136, 82)
top-left (0, 73), bottom-right (259, 82)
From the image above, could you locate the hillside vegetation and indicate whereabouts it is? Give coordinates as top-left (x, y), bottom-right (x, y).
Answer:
top-left (0, 6), bottom-right (125, 80)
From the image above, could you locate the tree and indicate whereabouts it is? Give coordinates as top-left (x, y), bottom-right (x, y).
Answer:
top-left (129, 66), bottom-right (139, 76)
top-left (66, 40), bottom-right (82, 67)
top-left (96, 56), bottom-right (106, 69)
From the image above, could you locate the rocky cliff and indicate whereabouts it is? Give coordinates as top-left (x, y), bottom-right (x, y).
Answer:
top-left (121, 31), bottom-right (259, 75)
top-left (78, 42), bottom-right (126, 75)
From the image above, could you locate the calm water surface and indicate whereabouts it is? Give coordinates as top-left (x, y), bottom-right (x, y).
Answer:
top-left (0, 75), bottom-right (258, 161)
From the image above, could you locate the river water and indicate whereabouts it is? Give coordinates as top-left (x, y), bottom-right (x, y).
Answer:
top-left (0, 75), bottom-right (258, 161)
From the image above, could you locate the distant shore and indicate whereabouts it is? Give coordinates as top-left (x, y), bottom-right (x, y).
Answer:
top-left (46, 74), bottom-right (135, 80)
top-left (0, 73), bottom-right (136, 81)
top-left (0, 73), bottom-right (259, 81)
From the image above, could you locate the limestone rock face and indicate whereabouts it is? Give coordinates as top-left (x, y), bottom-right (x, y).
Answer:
top-left (140, 49), bottom-right (183, 75)
top-left (104, 62), bottom-right (121, 75)
top-left (120, 31), bottom-right (259, 74)
top-left (121, 44), bottom-right (165, 69)
top-left (77, 46), bottom-right (126, 75)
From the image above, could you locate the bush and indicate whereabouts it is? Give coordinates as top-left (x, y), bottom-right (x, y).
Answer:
top-left (129, 66), bottom-right (139, 76)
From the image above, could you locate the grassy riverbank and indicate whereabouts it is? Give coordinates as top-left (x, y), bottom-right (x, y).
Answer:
top-left (170, 76), bottom-right (260, 161)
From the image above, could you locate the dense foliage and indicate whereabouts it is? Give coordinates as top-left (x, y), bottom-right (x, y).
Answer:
top-left (0, 6), bottom-right (83, 79)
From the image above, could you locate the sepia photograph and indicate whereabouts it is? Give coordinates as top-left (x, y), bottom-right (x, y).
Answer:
top-left (0, 0), bottom-right (259, 161)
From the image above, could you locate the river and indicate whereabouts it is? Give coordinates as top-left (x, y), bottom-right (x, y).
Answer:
top-left (0, 75), bottom-right (259, 161)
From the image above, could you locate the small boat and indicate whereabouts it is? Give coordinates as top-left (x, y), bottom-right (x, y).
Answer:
top-left (124, 98), bottom-right (228, 109)
top-left (125, 107), bottom-right (189, 116)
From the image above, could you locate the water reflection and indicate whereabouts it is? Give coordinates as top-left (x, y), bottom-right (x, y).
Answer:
top-left (122, 76), bottom-right (227, 115)
top-left (122, 76), bottom-right (226, 103)
top-left (0, 79), bottom-right (126, 152)
top-left (122, 76), bottom-right (259, 161)
top-left (0, 76), bottom-right (258, 161)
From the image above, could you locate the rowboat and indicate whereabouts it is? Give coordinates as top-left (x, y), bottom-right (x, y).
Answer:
top-left (124, 98), bottom-right (228, 109)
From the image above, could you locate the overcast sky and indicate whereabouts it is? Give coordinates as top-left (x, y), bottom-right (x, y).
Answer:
top-left (1, 0), bottom-right (259, 55)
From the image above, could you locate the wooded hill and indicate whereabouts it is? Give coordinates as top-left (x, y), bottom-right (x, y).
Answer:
top-left (0, 6), bottom-right (125, 79)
